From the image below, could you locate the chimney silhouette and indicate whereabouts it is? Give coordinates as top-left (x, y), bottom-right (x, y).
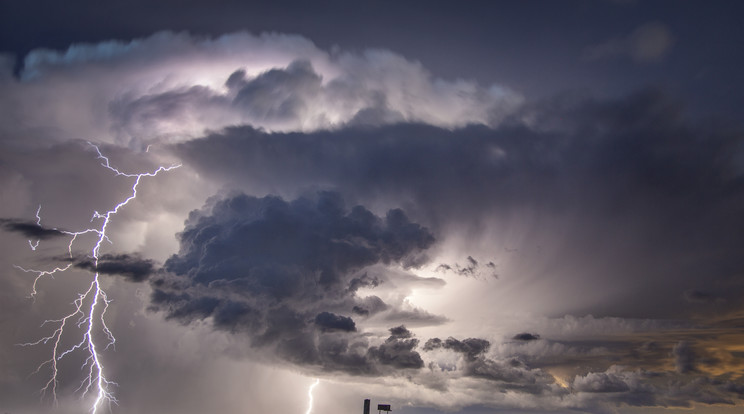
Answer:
top-left (363, 399), bottom-right (370, 414)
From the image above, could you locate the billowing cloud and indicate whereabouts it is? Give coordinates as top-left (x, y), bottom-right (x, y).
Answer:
top-left (171, 89), bottom-right (744, 320)
top-left (1, 31), bottom-right (521, 149)
top-left (149, 191), bottom-right (437, 374)
top-left (1, 22), bottom-right (743, 414)
top-left (367, 326), bottom-right (425, 369)
top-left (424, 337), bottom-right (491, 361)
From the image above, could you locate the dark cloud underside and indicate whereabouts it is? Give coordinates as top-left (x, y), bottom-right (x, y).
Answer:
top-left (2, 7), bottom-right (744, 411)
top-left (173, 90), bottom-right (744, 318)
top-left (150, 191), bottom-right (434, 374)
top-left (0, 218), bottom-right (65, 239)
top-left (74, 253), bottom-right (157, 282)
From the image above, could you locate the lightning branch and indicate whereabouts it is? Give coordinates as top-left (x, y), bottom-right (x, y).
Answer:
top-left (15, 142), bottom-right (181, 413)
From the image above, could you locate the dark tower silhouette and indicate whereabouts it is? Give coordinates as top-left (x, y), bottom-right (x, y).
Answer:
top-left (364, 399), bottom-right (371, 414)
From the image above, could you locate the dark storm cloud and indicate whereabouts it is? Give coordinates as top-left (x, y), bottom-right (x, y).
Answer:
top-left (367, 326), bottom-right (424, 369)
top-left (351, 295), bottom-right (388, 317)
top-left (74, 253), bottom-right (156, 282)
top-left (0, 218), bottom-right (65, 239)
top-left (348, 272), bottom-right (382, 293)
top-left (424, 337), bottom-right (490, 361)
top-left (389, 325), bottom-right (413, 339)
top-left (2, 1), bottom-right (744, 411)
top-left (423, 335), bottom-right (554, 394)
top-left (162, 191), bottom-right (434, 289)
top-left (315, 311), bottom-right (356, 332)
top-left (174, 89), bottom-right (744, 223)
top-left (173, 88), bottom-right (744, 319)
top-left (512, 333), bottom-right (541, 341)
top-left (150, 191), bottom-right (437, 374)
top-left (161, 82), bottom-right (744, 407)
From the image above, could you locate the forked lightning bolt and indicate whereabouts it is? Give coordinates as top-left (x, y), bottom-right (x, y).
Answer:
top-left (16, 142), bottom-right (180, 413)
top-left (305, 378), bottom-right (320, 414)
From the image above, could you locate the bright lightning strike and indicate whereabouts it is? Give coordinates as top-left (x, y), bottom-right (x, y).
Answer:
top-left (305, 378), bottom-right (320, 414)
top-left (28, 205), bottom-right (42, 250)
top-left (16, 142), bottom-right (181, 413)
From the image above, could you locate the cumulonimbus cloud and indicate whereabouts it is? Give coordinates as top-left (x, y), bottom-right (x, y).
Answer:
top-left (150, 191), bottom-right (439, 374)
top-left (3, 28), bottom-right (744, 413)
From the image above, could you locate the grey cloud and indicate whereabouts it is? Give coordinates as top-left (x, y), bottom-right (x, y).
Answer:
top-left (347, 92), bottom-right (406, 127)
top-left (230, 60), bottom-right (322, 122)
top-left (513, 333), bottom-right (541, 341)
top-left (389, 325), bottom-right (414, 339)
top-left (447, 337), bottom-right (491, 360)
top-left (351, 295), bottom-right (388, 317)
top-left (367, 326), bottom-right (424, 369)
top-left (149, 191), bottom-right (435, 374)
top-left (467, 357), bottom-right (554, 394)
top-left (347, 273), bottom-right (382, 293)
top-left (2, 7), bottom-right (744, 413)
top-left (315, 311), bottom-right (356, 332)
top-left (173, 89), bottom-right (744, 319)
top-left (0, 218), bottom-right (65, 239)
top-left (424, 335), bottom-right (553, 394)
top-left (423, 337), bottom-right (443, 350)
top-left (424, 337), bottom-right (491, 361)
top-left (721, 380), bottom-right (744, 397)
top-left (569, 367), bottom-right (659, 409)
top-left (315, 334), bottom-right (372, 375)
top-left (572, 369), bottom-right (632, 393)
top-left (421, 328), bottom-right (744, 407)
top-left (109, 85), bottom-right (227, 144)
top-left (74, 253), bottom-right (156, 282)
top-left (162, 191), bottom-right (433, 290)
top-left (382, 308), bottom-right (449, 327)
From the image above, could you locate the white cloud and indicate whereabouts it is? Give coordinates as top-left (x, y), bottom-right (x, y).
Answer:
top-left (1, 31), bottom-right (522, 149)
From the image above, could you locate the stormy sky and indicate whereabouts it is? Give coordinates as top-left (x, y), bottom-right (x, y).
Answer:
top-left (1, 1), bottom-right (743, 414)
